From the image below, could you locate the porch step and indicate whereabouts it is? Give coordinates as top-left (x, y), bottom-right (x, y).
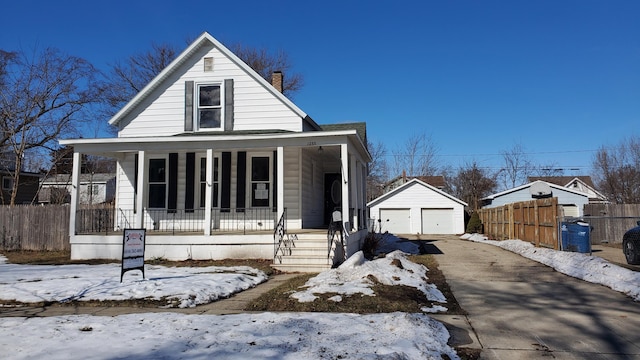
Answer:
top-left (272, 232), bottom-right (333, 273)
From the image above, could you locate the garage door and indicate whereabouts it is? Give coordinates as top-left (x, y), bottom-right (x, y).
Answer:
top-left (379, 209), bottom-right (411, 234)
top-left (421, 208), bottom-right (454, 234)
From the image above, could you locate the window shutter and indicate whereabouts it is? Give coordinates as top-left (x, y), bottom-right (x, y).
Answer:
top-left (185, 81), bottom-right (194, 131)
top-left (221, 152), bottom-right (231, 212)
top-left (133, 154), bottom-right (138, 214)
top-left (236, 151), bottom-right (246, 211)
top-left (224, 79), bottom-right (234, 131)
top-left (272, 150), bottom-right (277, 212)
top-left (168, 153), bottom-right (178, 213)
top-left (185, 152), bottom-right (195, 212)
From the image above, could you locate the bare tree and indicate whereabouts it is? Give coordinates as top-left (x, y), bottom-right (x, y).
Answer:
top-left (592, 136), bottom-right (640, 203)
top-left (366, 139), bottom-right (388, 201)
top-left (499, 142), bottom-right (534, 190)
top-left (390, 133), bottom-right (439, 178)
top-left (103, 43), bottom-right (178, 121)
top-left (0, 47), bottom-right (102, 205)
top-left (447, 161), bottom-right (497, 211)
top-left (229, 43), bottom-right (304, 98)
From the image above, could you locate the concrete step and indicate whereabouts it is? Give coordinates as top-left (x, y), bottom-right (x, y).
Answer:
top-left (274, 254), bottom-right (330, 265)
top-left (271, 263), bottom-right (331, 273)
top-left (272, 231), bottom-right (335, 273)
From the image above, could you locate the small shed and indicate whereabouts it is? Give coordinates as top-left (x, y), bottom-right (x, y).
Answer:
top-left (367, 179), bottom-right (467, 235)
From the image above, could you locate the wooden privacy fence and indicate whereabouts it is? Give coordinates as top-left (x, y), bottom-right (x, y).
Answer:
top-left (583, 204), bottom-right (640, 244)
top-left (478, 198), bottom-right (560, 249)
top-left (0, 205), bottom-right (71, 251)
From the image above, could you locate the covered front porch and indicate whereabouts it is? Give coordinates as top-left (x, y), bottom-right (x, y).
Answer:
top-left (61, 131), bottom-right (371, 270)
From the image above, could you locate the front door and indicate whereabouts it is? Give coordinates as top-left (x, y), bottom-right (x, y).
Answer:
top-left (324, 173), bottom-right (342, 225)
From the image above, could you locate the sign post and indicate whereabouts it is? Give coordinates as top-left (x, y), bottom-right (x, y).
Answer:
top-left (121, 228), bottom-right (146, 282)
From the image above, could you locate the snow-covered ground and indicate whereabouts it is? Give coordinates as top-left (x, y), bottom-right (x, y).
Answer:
top-left (1, 233), bottom-right (638, 359)
top-left (0, 234), bottom-right (459, 360)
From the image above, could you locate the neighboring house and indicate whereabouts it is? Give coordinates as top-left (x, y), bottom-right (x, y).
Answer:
top-left (0, 170), bottom-right (41, 205)
top-left (528, 176), bottom-right (608, 204)
top-left (39, 173), bottom-right (116, 205)
top-left (368, 179), bottom-right (467, 235)
top-left (383, 171), bottom-right (446, 194)
top-left (481, 180), bottom-right (590, 217)
top-left (59, 32), bottom-right (371, 272)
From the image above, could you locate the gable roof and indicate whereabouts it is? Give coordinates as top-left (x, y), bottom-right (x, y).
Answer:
top-left (368, 178), bottom-right (467, 208)
top-left (482, 180), bottom-right (590, 201)
top-left (109, 32), bottom-right (320, 130)
top-left (385, 174), bottom-right (446, 189)
top-left (528, 176), bottom-right (595, 188)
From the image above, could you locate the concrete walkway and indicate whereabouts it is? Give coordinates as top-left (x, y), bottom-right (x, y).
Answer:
top-left (0, 273), bottom-right (300, 318)
top-left (423, 235), bottom-right (640, 360)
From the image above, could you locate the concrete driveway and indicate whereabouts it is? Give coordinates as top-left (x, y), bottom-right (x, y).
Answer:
top-left (416, 235), bottom-right (640, 359)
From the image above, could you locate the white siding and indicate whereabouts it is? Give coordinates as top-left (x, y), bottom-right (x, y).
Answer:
top-left (283, 147), bottom-right (301, 227)
top-left (116, 153), bottom-right (136, 211)
top-left (119, 45), bottom-right (303, 137)
top-left (369, 182), bottom-right (465, 234)
top-left (301, 148), bottom-right (324, 228)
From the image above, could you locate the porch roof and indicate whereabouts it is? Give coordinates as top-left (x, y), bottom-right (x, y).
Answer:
top-left (60, 129), bottom-right (372, 162)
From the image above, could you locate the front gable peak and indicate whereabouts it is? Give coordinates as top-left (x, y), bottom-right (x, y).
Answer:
top-left (109, 32), bottom-right (314, 134)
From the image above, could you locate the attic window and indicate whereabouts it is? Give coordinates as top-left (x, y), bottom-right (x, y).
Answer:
top-left (204, 57), bottom-right (214, 72)
top-left (197, 84), bottom-right (223, 130)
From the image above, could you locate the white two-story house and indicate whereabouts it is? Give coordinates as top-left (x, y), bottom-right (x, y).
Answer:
top-left (60, 32), bottom-right (371, 272)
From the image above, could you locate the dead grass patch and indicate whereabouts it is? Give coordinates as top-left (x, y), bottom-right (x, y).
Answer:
top-left (247, 253), bottom-right (465, 315)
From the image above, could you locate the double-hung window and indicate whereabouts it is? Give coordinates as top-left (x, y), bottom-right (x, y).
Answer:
top-left (197, 84), bottom-right (222, 130)
top-left (199, 157), bottom-right (219, 208)
top-left (148, 158), bottom-right (166, 208)
top-left (250, 156), bottom-right (271, 207)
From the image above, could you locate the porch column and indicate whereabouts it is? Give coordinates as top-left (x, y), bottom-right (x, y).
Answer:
top-left (204, 149), bottom-right (213, 236)
top-left (277, 146), bottom-right (284, 222)
top-left (135, 150), bottom-right (145, 229)
top-left (68, 151), bottom-right (81, 236)
top-left (340, 144), bottom-right (350, 232)
top-left (350, 155), bottom-right (358, 231)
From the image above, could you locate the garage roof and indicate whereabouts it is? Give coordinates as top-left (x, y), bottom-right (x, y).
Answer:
top-left (367, 178), bottom-right (467, 208)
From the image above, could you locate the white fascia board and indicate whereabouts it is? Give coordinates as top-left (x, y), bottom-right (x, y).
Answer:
top-left (60, 130), bottom-right (364, 154)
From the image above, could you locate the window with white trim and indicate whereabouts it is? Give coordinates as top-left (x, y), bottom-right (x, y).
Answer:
top-left (197, 83), bottom-right (223, 130)
top-left (148, 158), bottom-right (166, 208)
top-left (199, 156), bottom-right (220, 208)
top-left (249, 155), bottom-right (271, 208)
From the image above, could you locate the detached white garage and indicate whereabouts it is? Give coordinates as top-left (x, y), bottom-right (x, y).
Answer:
top-left (368, 179), bottom-right (467, 235)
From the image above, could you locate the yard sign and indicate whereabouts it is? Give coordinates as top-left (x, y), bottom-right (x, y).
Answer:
top-left (121, 229), bottom-right (146, 282)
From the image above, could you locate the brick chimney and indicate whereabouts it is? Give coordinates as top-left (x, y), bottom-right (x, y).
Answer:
top-left (272, 71), bottom-right (283, 93)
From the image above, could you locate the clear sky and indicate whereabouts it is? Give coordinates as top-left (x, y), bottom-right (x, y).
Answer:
top-left (2, 0), bottom-right (638, 176)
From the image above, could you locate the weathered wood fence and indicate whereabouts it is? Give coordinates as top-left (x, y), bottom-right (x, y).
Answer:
top-left (583, 204), bottom-right (640, 244)
top-left (0, 205), bottom-right (71, 251)
top-left (478, 198), bottom-right (560, 249)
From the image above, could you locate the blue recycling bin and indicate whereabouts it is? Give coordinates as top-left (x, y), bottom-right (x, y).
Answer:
top-left (560, 221), bottom-right (591, 254)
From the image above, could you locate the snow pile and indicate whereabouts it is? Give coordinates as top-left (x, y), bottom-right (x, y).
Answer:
top-left (0, 312), bottom-right (459, 360)
top-left (0, 262), bottom-right (267, 308)
top-left (463, 233), bottom-right (640, 301)
top-left (290, 250), bottom-right (447, 311)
